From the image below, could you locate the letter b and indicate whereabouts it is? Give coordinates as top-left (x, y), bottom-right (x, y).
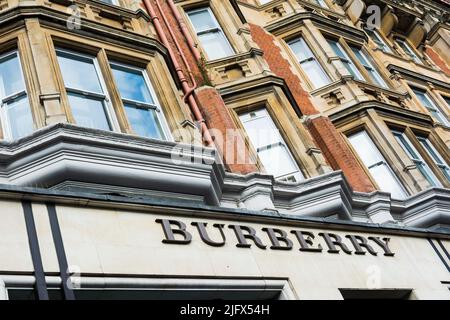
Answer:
top-left (156, 219), bottom-right (192, 244)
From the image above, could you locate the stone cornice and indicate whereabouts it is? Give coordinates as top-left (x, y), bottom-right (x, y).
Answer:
top-left (328, 100), bottom-right (434, 127)
top-left (265, 11), bottom-right (367, 41)
top-left (217, 74), bottom-right (304, 118)
top-left (0, 123), bottom-right (224, 206)
top-left (387, 64), bottom-right (450, 90)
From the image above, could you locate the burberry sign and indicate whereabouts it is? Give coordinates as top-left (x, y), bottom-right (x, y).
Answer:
top-left (155, 219), bottom-right (395, 256)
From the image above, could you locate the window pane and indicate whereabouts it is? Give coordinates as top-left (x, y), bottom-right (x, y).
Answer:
top-left (328, 40), bottom-right (363, 80)
top-left (413, 89), bottom-right (449, 126)
top-left (365, 29), bottom-right (391, 53)
top-left (57, 52), bottom-right (103, 93)
top-left (348, 131), bottom-right (383, 166)
top-left (289, 39), bottom-right (312, 61)
top-left (111, 65), bottom-right (154, 104)
top-left (350, 47), bottom-right (387, 87)
top-left (187, 9), bottom-right (216, 32)
top-left (240, 112), bottom-right (280, 148)
top-left (289, 38), bottom-right (330, 88)
top-left (370, 164), bottom-right (406, 199)
top-left (68, 93), bottom-right (111, 131)
top-left (124, 104), bottom-right (164, 140)
top-left (240, 109), bottom-right (303, 181)
top-left (258, 145), bottom-right (299, 178)
top-left (302, 60), bottom-right (330, 88)
top-left (0, 54), bottom-right (25, 97)
top-left (6, 96), bottom-right (33, 139)
top-left (348, 131), bottom-right (406, 199)
top-left (394, 131), bottom-right (441, 187)
top-left (198, 32), bottom-right (233, 60)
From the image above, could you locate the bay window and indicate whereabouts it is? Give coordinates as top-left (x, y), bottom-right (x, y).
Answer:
top-left (288, 37), bottom-right (331, 89)
top-left (240, 109), bottom-right (304, 182)
top-left (186, 7), bottom-right (234, 60)
top-left (0, 51), bottom-right (34, 140)
top-left (57, 49), bottom-right (114, 131)
top-left (110, 62), bottom-right (168, 140)
top-left (348, 130), bottom-right (407, 199)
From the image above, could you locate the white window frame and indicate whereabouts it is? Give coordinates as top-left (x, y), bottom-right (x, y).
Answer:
top-left (186, 7), bottom-right (234, 60)
top-left (412, 87), bottom-right (449, 127)
top-left (327, 39), bottom-right (364, 81)
top-left (416, 136), bottom-right (450, 182)
top-left (348, 130), bottom-right (408, 199)
top-left (240, 109), bottom-right (304, 183)
top-left (0, 51), bottom-right (33, 141)
top-left (288, 37), bottom-right (331, 89)
top-left (350, 46), bottom-right (387, 88)
top-left (392, 130), bottom-right (442, 187)
top-left (56, 48), bottom-right (120, 132)
top-left (109, 61), bottom-right (172, 141)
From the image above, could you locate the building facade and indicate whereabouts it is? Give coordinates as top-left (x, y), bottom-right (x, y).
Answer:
top-left (0, 0), bottom-right (449, 300)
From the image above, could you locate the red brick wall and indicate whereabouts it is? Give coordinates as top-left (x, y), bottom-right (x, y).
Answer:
top-left (306, 117), bottom-right (376, 193)
top-left (249, 23), bottom-right (375, 192)
top-left (144, 0), bottom-right (258, 174)
top-left (426, 47), bottom-right (450, 76)
top-left (249, 24), bottom-right (318, 115)
top-left (196, 87), bottom-right (258, 174)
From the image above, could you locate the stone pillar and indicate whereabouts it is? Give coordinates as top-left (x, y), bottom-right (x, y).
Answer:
top-left (25, 19), bottom-right (67, 126)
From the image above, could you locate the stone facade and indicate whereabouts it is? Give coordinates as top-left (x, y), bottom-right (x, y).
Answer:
top-left (0, 0), bottom-right (449, 300)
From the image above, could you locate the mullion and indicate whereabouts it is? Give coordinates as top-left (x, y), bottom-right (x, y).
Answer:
top-left (66, 87), bottom-right (106, 100)
top-left (257, 142), bottom-right (283, 153)
top-left (121, 98), bottom-right (158, 110)
top-left (368, 160), bottom-right (386, 169)
top-left (2, 90), bottom-right (27, 105)
top-left (197, 28), bottom-right (221, 36)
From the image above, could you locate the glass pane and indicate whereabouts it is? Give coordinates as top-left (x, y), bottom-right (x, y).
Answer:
top-left (413, 89), bottom-right (432, 108)
top-left (68, 93), bottom-right (111, 131)
top-left (394, 133), bottom-right (419, 159)
top-left (419, 138), bottom-right (445, 165)
top-left (417, 163), bottom-right (440, 187)
top-left (351, 47), bottom-right (370, 68)
top-left (289, 38), bottom-right (312, 61)
top-left (240, 112), bottom-right (280, 148)
top-left (188, 9), bottom-right (216, 32)
top-left (0, 53), bottom-right (25, 97)
top-left (302, 60), bottom-right (330, 88)
top-left (124, 104), bottom-right (164, 140)
top-left (328, 40), bottom-right (344, 58)
top-left (441, 167), bottom-right (450, 181)
top-left (348, 131), bottom-right (383, 166)
top-left (370, 164), bottom-right (406, 199)
top-left (198, 32), bottom-right (233, 60)
top-left (258, 145), bottom-right (299, 178)
top-left (6, 96), bottom-right (33, 139)
top-left (111, 65), bottom-right (154, 104)
top-left (57, 52), bottom-right (103, 93)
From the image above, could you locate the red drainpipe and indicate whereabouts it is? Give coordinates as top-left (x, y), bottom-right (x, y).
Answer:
top-left (142, 0), bottom-right (213, 147)
top-left (166, 0), bottom-right (202, 62)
